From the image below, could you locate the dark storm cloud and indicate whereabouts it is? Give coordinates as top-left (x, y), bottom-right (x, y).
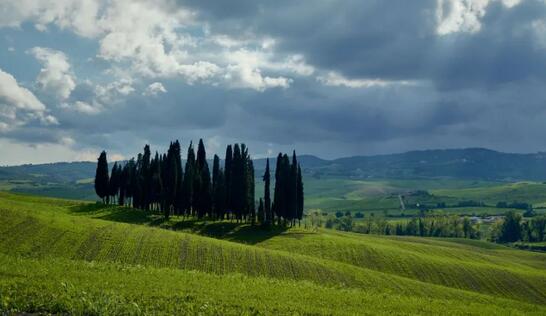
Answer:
top-left (183, 0), bottom-right (546, 87)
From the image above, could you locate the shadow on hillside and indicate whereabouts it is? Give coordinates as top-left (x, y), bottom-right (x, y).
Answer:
top-left (172, 220), bottom-right (289, 244)
top-left (68, 203), bottom-right (153, 225)
top-left (68, 203), bottom-right (288, 244)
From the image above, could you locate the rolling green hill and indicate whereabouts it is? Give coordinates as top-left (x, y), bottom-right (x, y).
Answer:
top-left (0, 192), bottom-right (545, 314)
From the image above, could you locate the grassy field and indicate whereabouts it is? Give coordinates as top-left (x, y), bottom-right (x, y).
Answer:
top-left (0, 192), bottom-right (545, 314)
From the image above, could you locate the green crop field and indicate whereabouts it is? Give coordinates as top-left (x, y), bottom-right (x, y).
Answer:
top-left (0, 192), bottom-right (545, 315)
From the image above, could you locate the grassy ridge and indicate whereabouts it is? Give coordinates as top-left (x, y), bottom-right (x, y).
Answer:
top-left (4, 204), bottom-right (541, 305)
top-left (2, 255), bottom-right (544, 315)
top-left (0, 192), bottom-right (545, 314)
top-left (255, 229), bottom-right (546, 303)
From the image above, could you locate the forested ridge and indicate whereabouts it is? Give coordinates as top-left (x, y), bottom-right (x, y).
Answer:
top-left (95, 139), bottom-right (304, 226)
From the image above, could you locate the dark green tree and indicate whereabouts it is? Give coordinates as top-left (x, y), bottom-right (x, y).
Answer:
top-left (194, 139), bottom-right (212, 218)
top-left (531, 216), bottom-right (546, 241)
top-left (141, 145), bottom-right (152, 210)
top-left (272, 153), bottom-right (284, 224)
top-left (108, 162), bottom-right (120, 204)
top-left (212, 155), bottom-right (221, 218)
top-left (150, 152), bottom-right (163, 215)
top-left (181, 142), bottom-right (195, 216)
top-left (257, 198), bottom-right (265, 224)
top-left (214, 168), bottom-right (227, 220)
top-left (164, 142), bottom-right (179, 214)
top-left (224, 145), bottom-right (233, 215)
top-left (496, 211), bottom-right (522, 243)
top-left (247, 159), bottom-right (255, 224)
top-left (94, 151), bottom-right (110, 203)
top-left (288, 151), bottom-right (298, 225)
top-left (281, 153), bottom-right (291, 224)
top-left (231, 144), bottom-right (244, 220)
top-left (296, 164), bottom-right (304, 225)
top-left (263, 158), bottom-right (272, 225)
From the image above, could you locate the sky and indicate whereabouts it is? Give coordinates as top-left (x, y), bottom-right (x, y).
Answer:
top-left (1, 0), bottom-right (546, 165)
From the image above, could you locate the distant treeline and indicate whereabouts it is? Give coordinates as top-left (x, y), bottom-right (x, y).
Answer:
top-left (315, 210), bottom-right (546, 243)
top-left (94, 139), bottom-right (304, 226)
top-left (490, 212), bottom-right (546, 243)
top-left (317, 214), bottom-right (481, 239)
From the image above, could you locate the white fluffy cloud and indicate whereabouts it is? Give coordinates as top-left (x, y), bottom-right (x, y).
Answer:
top-left (59, 101), bottom-right (101, 115)
top-left (0, 68), bottom-right (57, 131)
top-left (143, 82), bottom-right (167, 96)
top-left (1, 0), bottom-right (314, 91)
top-left (223, 49), bottom-right (313, 91)
top-left (436, 0), bottom-right (521, 35)
top-left (0, 0), bottom-right (102, 37)
top-left (30, 47), bottom-right (76, 100)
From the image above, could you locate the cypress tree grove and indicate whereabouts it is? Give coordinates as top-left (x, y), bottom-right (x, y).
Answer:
top-left (94, 151), bottom-right (110, 204)
top-left (94, 140), bottom-right (304, 230)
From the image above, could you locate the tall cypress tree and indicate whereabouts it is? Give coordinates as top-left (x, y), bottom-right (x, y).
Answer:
top-left (297, 164), bottom-right (304, 225)
top-left (151, 151), bottom-right (163, 214)
top-left (289, 151), bottom-right (298, 225)
top-left (214, 168), bottom-right (227, 220)
top-left (224, 145), bottom-right (233, 216)
top-left (95, 151), bottom-right (109, 204)
top-left (109, 162), bottom-right (121, 204)
top-left (212, 154), bottom-right (220, 218)
top-left (231, 144), bottom-right (244, 220)
top-left (173, 140), bottom-right (184, 215)
top-left (119, 162), bottom-right (128, 206)
top-left (257, 198), bottom-right (265, 224)
top-left (272, 153), bottom-right (284, 224)
top-left (241, 144), bottom-right (250, 221)
top-left (181, 142), bottom-right (195, 216)
top-left (165, 142), bottom-right (182, 215)
top-left (133, 153), bottom-right (143, 209)
top-left (263, 158), bottom-right (272, 225)
top-left (126, 158), bottom-right (137, 208)
top-left (247, 159), bottom-right (255, 224)
top-left (141, 145), bottom-right (152, 211)
top-left (195, 139), bottom-right (211, 218)
top-left (281, 154), bottom-right (291, 224)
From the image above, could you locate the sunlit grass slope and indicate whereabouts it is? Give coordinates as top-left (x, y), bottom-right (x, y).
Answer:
top-left (2, 254), bottom-right (544, 316)
top-left (0, 192), bottom-right (545, 314)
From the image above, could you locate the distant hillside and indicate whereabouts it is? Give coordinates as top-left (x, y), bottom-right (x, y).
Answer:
top-left (294, 148), bottom-right (546, 181)
top-left (3, 148), bottom-right (546, 184)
